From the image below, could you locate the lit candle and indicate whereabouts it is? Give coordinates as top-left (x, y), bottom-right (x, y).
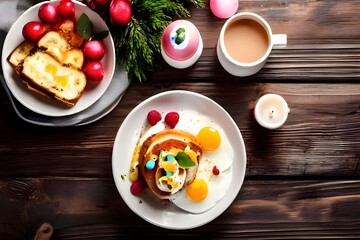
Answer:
top-left (254, 94), bottom-right (290, 129)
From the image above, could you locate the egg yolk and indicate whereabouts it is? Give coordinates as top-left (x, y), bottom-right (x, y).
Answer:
top-left (186, 179), bottom-right (208, 201)
top-left (196, 127), bottom-right (221, 151)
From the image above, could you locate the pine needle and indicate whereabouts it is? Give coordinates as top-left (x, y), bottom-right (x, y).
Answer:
top-left (108, 0), bottom-right (206, 82)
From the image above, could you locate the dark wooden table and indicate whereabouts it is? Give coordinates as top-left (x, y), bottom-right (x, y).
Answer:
top-left (1, 0), bottom-right (360, 239)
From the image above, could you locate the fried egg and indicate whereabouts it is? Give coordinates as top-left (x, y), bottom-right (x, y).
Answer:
top-left (137, 109), bottom-right (234, 214)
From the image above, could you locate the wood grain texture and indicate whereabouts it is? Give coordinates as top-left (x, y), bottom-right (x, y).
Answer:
top-left (151, 1), bottom-right (360, 81)
top-left (0, 179), bottom-right (359, 239)
top-left (1, 82), bottom-right (359, 178)
top-left (1, 0), bottom-right (360, 238)
top-left (152, 47), bottom-right (360, 81)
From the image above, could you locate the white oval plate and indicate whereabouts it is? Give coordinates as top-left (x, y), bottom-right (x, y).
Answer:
top-left (1, 0), bottom-right (115, 117)
top-left (112, 90), bottom-right (247, 229)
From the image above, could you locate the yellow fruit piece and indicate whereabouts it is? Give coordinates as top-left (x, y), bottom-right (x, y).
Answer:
top-left (161, 161), bottom-right (176, 172)
top-left (184, 148), bottom-right (198, 164)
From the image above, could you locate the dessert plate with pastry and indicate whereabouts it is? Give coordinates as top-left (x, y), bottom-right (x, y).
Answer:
top-left (112, 90), bottom-right (247, 229)
top-left (1, 0), bottom-right (117, 117)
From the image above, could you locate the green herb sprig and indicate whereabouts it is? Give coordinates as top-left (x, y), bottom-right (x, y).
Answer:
top-left (101, 0), bottom-right (206, 82)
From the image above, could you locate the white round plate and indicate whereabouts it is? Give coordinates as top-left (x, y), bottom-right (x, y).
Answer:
top-left (1, 0), bottom-right (115, 117)
top-left (112, 90), bottom-right (247, 229)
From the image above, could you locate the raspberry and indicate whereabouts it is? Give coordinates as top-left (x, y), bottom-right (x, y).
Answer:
top-left (165, 112), bottom-right (179, 128)
top-left (130, 179), bottom-right (144, 196)
top-left (147, 110), bottom-right (162, 126)
top-left (212, 166), bottom-right (220, 175)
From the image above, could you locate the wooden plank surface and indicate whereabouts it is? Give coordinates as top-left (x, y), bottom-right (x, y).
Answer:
top-left (1, 0), bottom-right (360, 239)
top-left (1, 82), bottom-right (360, 178)
top-left (0, 178), bottom-right (359, 239)
top-left (151, 1), bottom-right (360, 81)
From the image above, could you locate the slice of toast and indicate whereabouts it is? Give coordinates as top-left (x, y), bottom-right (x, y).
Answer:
top-left (37, 30), bottom-right (84, 69)
top-left (62, 48), bottom-right (84, 70)
top-left (7, 41), bottom-right (35, 69)
top-left (21, 51), bottom-right (87, 107)
top-left (7, 29), bottom-right (86, 107)
top-left (38, 31), bottom-right (71, 63)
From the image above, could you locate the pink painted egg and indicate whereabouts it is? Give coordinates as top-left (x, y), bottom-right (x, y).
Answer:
top-left (161, 20), bottom-right (200, 61)
top-left (210, 0), bottom-right (238, 19)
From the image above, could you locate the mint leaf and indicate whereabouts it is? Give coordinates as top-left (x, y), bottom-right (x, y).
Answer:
top-left (175, 152), bottom-right (195, 168)
top-left (77, 13), bottom-right (93, 40)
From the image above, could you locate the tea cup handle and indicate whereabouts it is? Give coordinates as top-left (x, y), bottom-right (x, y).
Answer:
top-left (272, 34), bottom-right (287, 48)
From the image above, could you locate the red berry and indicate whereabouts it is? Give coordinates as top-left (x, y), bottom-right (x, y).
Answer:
top-left (57, 0), bottom-right (75, 19)
top-left (130, 179), bottom-right (143, 196)
top-left (212, 166), bottom-right (220, 175)
top-left (147, 110), bottom-right (162, 126)
top-left (109, 0), bottom-right (132, 26)
top-left (22, 21), bottom-right (44, 43)
top-left (38, 3), bottom-right (58, 24)
top-left (83, 61), bottom-right (104, 83)
top-left (83, 40), bottom-right (106, 61)
top-left (165, 112), bottom-right (179, 128)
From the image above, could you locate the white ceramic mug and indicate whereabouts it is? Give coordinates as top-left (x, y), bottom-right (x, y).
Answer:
top-left (217, 12), bottom-right (287, 77)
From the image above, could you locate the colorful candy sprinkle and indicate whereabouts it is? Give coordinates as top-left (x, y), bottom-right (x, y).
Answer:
top-left (145, 160), bottom-right (156, 170)
top-left (166, 154), bottom-right (175, 162)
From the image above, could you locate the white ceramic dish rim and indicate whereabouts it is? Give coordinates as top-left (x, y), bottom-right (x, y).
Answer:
top-left (112, 90), bottom-right (247, 230)
top-left (1, 0), bottom-right (115, 117)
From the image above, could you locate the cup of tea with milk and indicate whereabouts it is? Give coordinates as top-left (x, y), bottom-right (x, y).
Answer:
top-left (217, 12), bottom-right (287, 77)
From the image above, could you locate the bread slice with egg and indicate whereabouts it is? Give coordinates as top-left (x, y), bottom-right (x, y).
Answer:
top-left (138, 129), bottom-right (203, 200)
top-left (7, 28), bottom-right (87, 107)
top-left (38, 31), bottom-right (84, 69)
top-left (20, 50), bottom-right (87, 107)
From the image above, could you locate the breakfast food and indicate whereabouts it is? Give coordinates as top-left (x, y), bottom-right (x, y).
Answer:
top-left (129, 109), bottom-right (234, 214)
top-left (147, 110), bottom-right (162, 126)
top-left (21, 51), bottom-right (86, 107)
top-left (164, 111), bottom-right (180, 128)
top-left (136, 129), bottom-right (203, 200)
top-left (8, 29), bottom-right (86, 107)
top-left (6, 0), bottom-right (107, 107)
top-left (7, 41), bottom-right (35, 69)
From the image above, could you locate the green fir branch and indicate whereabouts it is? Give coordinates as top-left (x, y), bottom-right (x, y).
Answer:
top-left (107, 0), bottom-right (205, 82)
top-left (179, 0), bottom-right (206, 8)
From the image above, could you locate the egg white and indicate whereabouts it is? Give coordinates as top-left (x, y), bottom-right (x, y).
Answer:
top-left (170, 158), bottom-right (233, 214)
top-left (139, 109), bottom-right (234, 214)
